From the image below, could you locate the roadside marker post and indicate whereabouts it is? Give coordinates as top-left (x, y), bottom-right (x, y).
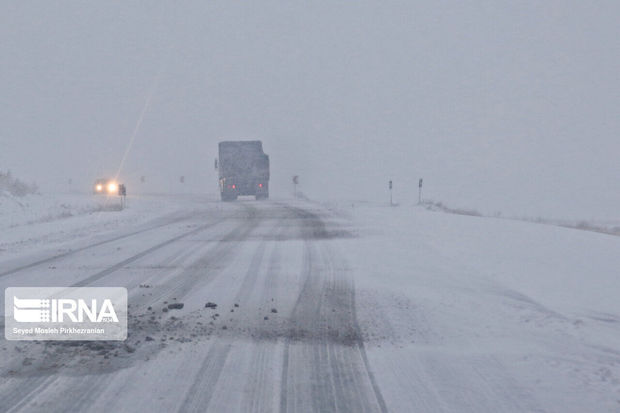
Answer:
top-left (118, 184), bottom-right (127, 210)
top-left (389, 180), bottom-right (393, 206)
top-left (293, 175), bottom-right (299, 198)
top-left (418, 178), bottom-right (423, 204)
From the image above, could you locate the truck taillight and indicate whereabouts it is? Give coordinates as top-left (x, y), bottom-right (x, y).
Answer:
top-left (258, 183), bottom-right (263, 188)
top-left (232, 184), bottom-right (236, 189)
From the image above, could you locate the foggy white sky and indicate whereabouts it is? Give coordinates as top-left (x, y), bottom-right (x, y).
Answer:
top-left (1, 1), bottom-right (619, 219)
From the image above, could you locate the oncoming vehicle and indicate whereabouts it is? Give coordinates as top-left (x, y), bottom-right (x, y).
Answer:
top-left (217, 140), bottom-right (270, 201)
top-left (93, 178), bottom-right (119, 195)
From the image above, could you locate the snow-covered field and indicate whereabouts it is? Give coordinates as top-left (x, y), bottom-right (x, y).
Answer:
top-left (347, 202), bottom-right (620, 412)
top-left (0, 192), bottom-right (217, 259)
top-left (1, 194), bottom-right (619, 412)
top-left (0, 192), bottom-right (125, 229)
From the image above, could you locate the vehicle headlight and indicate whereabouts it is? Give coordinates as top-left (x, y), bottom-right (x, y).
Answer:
top-left (96, 184), bottom-right (103, 191)
top-left (107, 183), bottom-right (118, 193)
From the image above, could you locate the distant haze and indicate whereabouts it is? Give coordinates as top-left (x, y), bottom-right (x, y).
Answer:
top-left (2, 2), bottom-right (619, 219)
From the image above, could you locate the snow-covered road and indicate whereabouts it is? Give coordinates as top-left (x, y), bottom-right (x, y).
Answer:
top-left (1, 195), bottom-right (619, 412)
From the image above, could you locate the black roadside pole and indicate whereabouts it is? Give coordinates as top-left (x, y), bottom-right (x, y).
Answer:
top-left (118, 184), bottom-right (127, 210)
top-left (418, 178), bottom-right (423, 204)
top-left (293, 175), bottom-right (299, 198)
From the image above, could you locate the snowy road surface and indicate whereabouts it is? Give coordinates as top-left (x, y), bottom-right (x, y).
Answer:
top-left (1, 195), bottom-right (619, 412)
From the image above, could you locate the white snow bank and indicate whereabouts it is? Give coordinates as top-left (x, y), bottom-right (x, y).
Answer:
top-left (422, 199), bottom-right (620, 238)
top-left (336, 201), bottom-right (620, 412)
top-left (0, 193), bottom-right (213, 259)
top-left (0, 192), bottom-right (115, 229)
